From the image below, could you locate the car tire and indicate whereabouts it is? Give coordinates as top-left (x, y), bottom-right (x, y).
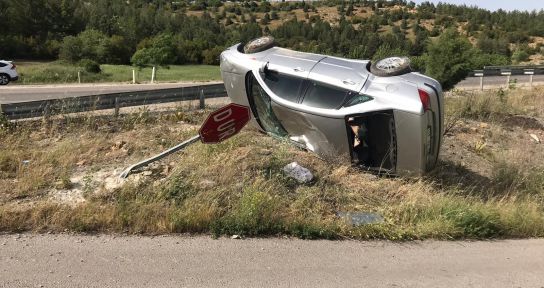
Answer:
top-left (243, 36), bottom-right (276, 54)
top-left (370, 57), bottom-right (412, 77)
top-left (0, 74), bottom-right (9, 85)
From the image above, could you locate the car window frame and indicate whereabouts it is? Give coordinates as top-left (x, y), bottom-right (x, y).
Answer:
top-left (299, 80), bottom-right (355, 110)
top-left (260, 70), bottom-right (308, 104)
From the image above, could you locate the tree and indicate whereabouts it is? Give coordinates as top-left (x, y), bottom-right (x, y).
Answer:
top-left (261, 13), bottom-right (270, 25)
top-left (59, 36), bottom-right (83, 62)
top-left (346, 3), bottom-right (354, 16)
top-left (512, 49), bottom-right (530, 63)
top-left (131, 34), bottom-right (176, 67)
top-left (372, 43), bottom-right (408, 61)
top-left (423, 29), bottom-right (475, 90)
top-left (202, 46), bottom-right (224, 65)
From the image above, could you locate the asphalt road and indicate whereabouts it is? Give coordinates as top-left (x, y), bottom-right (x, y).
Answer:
top-left (0, 82), bottom-right (220, 104)
top-left (1, 234), bottom-right (543, 288)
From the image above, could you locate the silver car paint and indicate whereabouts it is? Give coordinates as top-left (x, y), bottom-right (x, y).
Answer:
top-left (220, 43), bottom-right (443, 175)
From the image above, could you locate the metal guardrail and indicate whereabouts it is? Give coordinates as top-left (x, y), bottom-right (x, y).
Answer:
top-left (0, 83), bottom-right (227, 120)
top-left (470, 65), bottom-right (544, 77)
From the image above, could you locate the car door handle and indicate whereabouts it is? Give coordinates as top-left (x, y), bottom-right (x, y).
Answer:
top-left (294, 67), bottom-right (305, 72)
top-left (343, 80), bottom-right (356, 85)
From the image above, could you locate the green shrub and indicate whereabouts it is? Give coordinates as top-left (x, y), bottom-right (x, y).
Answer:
top-left (78, 59), bottom-right (101, 74)
top-left (512, 49), bottom-right (530, 63)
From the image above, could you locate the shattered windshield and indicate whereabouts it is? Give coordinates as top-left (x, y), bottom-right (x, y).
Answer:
top-left (247, 73), bottom-right (288, 137)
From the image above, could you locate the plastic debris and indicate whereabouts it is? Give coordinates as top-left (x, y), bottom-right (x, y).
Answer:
top-left (283, 162), bottom-right (313, 183)
top-left (337, 212), bottom-right (384, 226)
top-left (530, 134), bottom-right (541, 144)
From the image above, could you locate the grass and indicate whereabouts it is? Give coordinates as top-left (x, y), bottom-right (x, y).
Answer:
top-left (14, 61), bottom-right (221, 84)
top-left (0, 88), bottom-right (544, 240)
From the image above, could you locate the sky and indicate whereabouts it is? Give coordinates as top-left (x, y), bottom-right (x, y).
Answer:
top-left (411, 0), bottom-right (543, 12)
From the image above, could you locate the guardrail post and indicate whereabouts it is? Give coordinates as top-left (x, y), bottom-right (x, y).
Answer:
top-left (43, 102), bottom-right (50, 118)
top-left (151, 66), bottom-right (156, 83)
top-left (43, 101), bottom-right (51, 130)
top-left (114, 97), bottom-right (120, 117)
top-left (199, 89), bottom-right (205, 109)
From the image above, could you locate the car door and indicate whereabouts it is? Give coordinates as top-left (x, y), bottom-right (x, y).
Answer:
top-left (262, 48), bottom-right (325, 80)
top-left (307, 57), bottom-right (369, 93)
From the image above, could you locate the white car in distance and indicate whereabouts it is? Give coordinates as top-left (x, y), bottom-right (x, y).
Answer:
top-left (0, 60), bottom-right (19, 85)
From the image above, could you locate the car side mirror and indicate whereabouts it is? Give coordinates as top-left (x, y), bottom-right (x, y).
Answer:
top-left (259, 62), bottom-right (269, 74)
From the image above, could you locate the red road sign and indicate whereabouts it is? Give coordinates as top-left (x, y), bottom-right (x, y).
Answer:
top-left (199, 103), bottom-right (251, 143)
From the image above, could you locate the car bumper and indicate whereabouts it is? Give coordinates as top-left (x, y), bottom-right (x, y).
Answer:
top-left (10, 76), bottom-right (18, 81)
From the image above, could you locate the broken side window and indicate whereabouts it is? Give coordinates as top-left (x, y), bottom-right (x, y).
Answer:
top-left (246, 73), bottom-right (288, 137)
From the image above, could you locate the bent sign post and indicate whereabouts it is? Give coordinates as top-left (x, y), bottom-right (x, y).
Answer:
top-left (120, 103), bottom-right (251, 178)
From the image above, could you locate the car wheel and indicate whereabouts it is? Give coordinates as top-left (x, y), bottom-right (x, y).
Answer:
top-left (370, 57), bottom-right (412, 77)
top-left (243, 36), bottom-right (276, 54)
top-left (0, 74), bottom-right (9, 85)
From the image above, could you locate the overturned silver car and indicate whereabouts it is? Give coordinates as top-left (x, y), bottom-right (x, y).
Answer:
top-left (220, 36), bottom-right (443, 175)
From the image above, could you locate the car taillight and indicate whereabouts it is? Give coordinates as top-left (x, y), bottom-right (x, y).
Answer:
top-left (418, 89), bottom-right (430, 111)
top-left (11, 63), bottom-right (16, 69)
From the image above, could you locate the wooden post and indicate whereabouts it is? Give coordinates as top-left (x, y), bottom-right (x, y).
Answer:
top-left (151, 66), bottom-right (156, 83)
top-left (78, 71), bottom-right (81, 84)
top-left (132, 69), bottom-right (136, 84)
top-left (199, 89), bottom-right (205, 109)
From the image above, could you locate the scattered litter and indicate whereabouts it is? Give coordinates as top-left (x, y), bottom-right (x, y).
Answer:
top-left (530, 133), bottom-right (541, 144)
top-left (283, 162), bottom-right (313, 183)
top-left (22, 160), bottom-right (30, 165)
top-left (337, 212), bottom-right (384, 226)
top-left (231, 235), bottom-right (242, 239)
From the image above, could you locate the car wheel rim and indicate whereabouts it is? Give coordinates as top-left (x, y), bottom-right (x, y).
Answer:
top-left (376, 57), bottom-right (407, 71)
top-left (0, 76), bottom-right (8, 84)
top-left (251, 36), bottom-right (272, 46)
